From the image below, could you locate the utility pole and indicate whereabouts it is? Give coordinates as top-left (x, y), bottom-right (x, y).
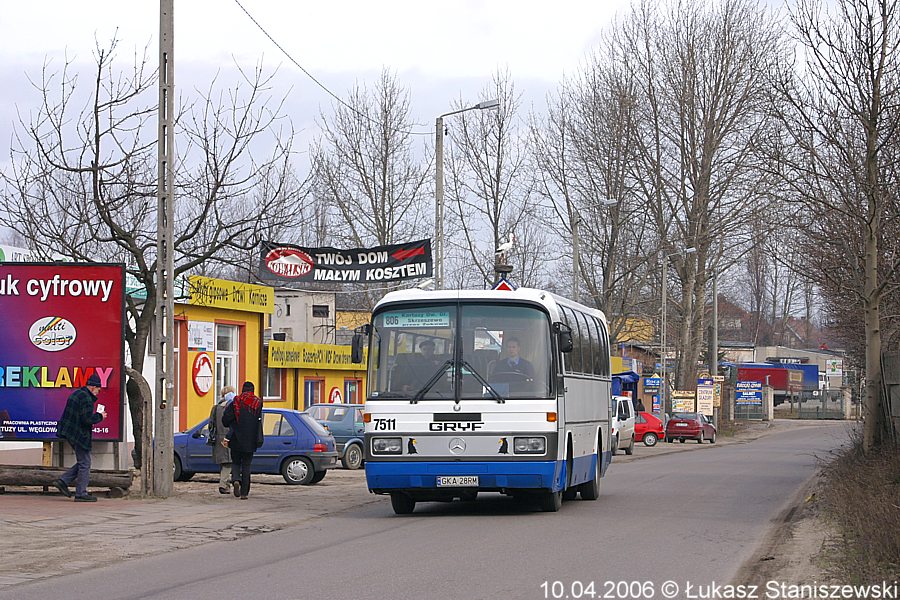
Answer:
top-left (708, 274), bottom-right (718, 377)
top-left (433, 100), bottom-right (500, 290)
top-left (153, 0), bottom-right (176, 497)
top-left (572, 216), bottom-right (580, 303)
top-left (660, 256), bottom-right (669, 415)
top-left (434, 116), bottom-right (444, 290)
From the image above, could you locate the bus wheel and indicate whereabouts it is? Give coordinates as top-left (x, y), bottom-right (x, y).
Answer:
top-left (539, 490), bottom-right (562, 512)
top-left (390, 493), bottom-right (416, 515)
top-left (579, 454), bottom-right (601, 501)
top-left (562, 487), bottom-right (577, 501)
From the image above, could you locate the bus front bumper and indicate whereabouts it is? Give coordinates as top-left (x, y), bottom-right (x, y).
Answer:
top-left (365, 460), bottom-right (565, 493)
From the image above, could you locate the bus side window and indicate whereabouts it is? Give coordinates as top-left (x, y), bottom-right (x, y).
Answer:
top-left (562, 307), bottom-right (583, 373)
top-left (592, 317), bottom-right (605, 376)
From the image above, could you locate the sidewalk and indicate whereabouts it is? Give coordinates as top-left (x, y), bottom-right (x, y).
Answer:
top-left (0, 419), bottom-right (789, 589)
top-left (0, 469), bottom-right (378, 588)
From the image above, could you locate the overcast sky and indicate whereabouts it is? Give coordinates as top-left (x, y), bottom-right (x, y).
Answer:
top-left (0, 1), bottom-right (633, 152)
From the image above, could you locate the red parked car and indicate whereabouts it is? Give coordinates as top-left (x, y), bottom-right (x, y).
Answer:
top-left (665, 412), bottom-right (717, 444)
top-left (634, 411), bottom-right (664, 447)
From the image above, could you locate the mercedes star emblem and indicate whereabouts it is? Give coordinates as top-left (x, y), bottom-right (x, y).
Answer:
top-left (449, 437), bottom-right (466, 454)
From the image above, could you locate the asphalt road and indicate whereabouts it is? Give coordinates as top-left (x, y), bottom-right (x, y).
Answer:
top-left (3, 421), bottom-right (850, 600)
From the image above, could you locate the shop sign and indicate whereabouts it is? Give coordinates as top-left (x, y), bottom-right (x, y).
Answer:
top-left (259, 239), bottom-right (432, 284)
top-left (0, 263), bottom-right (125, 442)
top-left (188, 275), bottom-right (274, 314)
top-left (188, 321), bottom-right (215, 351)
top-left (671, 390), bottom-right (696, 413)
top-left (736, 380), bottom-right (763, 405)
top-left (0, 244), bottom-right (38, 262)
top-left (696, 378), bottom-right (714, 416)
top-left (268, 341), bottom-right (365, 370)
top-left (712, 375), bottom-right (724, 408)
top-left (329, 387), bottom-right (342, 403)
top-left (192, 353), bottom-right (214, 396)
top-left (825, 359), bottom-right (842, 376)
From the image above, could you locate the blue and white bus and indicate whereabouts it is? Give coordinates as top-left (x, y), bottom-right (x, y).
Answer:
top-left (352, 288), bottom-right (613, 514)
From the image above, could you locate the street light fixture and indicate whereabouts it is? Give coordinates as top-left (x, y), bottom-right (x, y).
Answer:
top-left (660, 246), bottom-right (696, 418)
top-left (434, 99), bottom-right (500, 290)
top-left (571, 198), bottom-right (617, 303)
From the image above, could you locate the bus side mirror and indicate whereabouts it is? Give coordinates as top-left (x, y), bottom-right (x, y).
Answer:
top-left (351, 324), bottom-right (370, 364)
top-left (553, 322), bottom-right (573, 353)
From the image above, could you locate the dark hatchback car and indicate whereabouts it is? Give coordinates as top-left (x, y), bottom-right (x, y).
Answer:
top-left (306, 403), bottom-right (365, 469)
top-left (665, 412), bottom-right (717, 444)
top-left (174, 408), bottom-right (338, 484)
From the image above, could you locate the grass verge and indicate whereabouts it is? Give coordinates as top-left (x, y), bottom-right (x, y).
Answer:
top-left (819, 439), bottom-right (900, 582)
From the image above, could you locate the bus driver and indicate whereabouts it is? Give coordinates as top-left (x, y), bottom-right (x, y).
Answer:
top-left (491, 337), bottom-right (535, 381)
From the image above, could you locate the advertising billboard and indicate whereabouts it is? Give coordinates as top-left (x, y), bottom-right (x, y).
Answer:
top-left (259, 239), bottom-right (432, 284)
top-left (735, 380), bottom-right (763, 405)
top-left (696, 378), bottom-right (714, 416)
top-left (0, 263), bottom-right (125, 442)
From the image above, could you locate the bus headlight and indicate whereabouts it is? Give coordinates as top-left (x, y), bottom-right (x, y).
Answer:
top-left (371, 437), bottom-right (403, 455)
top-left (514, 436), bottom-right (546, 454)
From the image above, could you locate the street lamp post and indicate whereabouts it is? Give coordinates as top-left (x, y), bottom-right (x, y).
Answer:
top-left (571, 198), bottom-right (617, 303)
top-left (434, 99), bottom-right (500, 290)
top-left (660, 246), bottom-right (696, 417)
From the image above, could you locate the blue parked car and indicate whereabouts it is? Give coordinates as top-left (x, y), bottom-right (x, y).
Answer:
top-left (174, 408), bottom-right (338, 485)
top-left (306, 403), bottom-right (365, 470)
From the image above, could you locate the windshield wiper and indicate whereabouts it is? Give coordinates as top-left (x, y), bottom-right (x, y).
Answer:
top-left (460, 359), bottom-right (504, 404)
top-left (411, 360), bottom-right (454, 404)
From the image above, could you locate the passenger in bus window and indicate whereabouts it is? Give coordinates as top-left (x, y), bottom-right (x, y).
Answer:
top-left (399, 339), bottom-right (446, 394)
top-left (416, 339), bottom-right (440, 368)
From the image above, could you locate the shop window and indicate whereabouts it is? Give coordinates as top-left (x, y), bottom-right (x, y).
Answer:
top-left (344, 378), bottom-right (362, 404)
top-left (312, 304), bottom-right (329, 318)
top-left (215, 324), bottom-right (239, 394)
top-left (304, 378), bottom-right (324, 409)
top-left (262, 366), bottom-right (283, 401)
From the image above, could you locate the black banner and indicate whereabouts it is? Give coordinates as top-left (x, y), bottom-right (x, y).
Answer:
top-left (259, 239), bottom-right (433, 283)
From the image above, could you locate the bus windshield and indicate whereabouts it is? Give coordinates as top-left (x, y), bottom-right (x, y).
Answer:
top-left (368, 303), bottom-right (552, 401)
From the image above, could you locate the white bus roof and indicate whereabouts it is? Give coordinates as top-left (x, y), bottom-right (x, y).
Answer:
top-left (374, 287), bottom-right (608, 325)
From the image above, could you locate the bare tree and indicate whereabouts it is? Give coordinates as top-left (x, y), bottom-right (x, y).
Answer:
top-left (765, 0), bottom-right (900, 450)
top-left (444, 70), bottom-right (547, 289)
top-left (617, 0), bottom-right (782, 389)
top-left (0, 39), bottom-right (309, 466)
top-left (310, 69), bottom-right (431, 307)
top-left (530, 48), bottom-right (657, 341)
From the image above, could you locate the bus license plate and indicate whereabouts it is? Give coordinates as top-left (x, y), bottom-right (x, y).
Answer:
top-left (436, 476), bottom-right (479, 487)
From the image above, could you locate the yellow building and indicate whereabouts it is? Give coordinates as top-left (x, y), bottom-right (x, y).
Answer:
top-left (173, 276), bottom-right (274, 431)
top-left (267, 340), bottom-right (367, 409)
top-left (612, 316), bottom-right (655, 344)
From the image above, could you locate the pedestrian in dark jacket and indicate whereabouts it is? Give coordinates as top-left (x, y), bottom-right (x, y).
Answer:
top-left (53, 373), bottom-right (107, 502)
top-left (222, 381), bottom-right (263, 499)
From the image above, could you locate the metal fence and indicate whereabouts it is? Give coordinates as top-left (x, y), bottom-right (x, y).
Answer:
top-left (798, 390), bottom-right (846, 420)
top-left (734, 399), bottom-right (765, 420)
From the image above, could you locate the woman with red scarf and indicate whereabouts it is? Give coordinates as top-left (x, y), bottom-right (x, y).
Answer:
top-left (222, 381), bottom-right (264, 499)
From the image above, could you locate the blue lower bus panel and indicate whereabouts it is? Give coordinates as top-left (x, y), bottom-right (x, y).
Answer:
top-left (366, 460), bottom-right (567, 492)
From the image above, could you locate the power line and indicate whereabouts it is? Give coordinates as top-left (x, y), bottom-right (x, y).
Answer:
top-left (232, 0), bottom-right (431, 136)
